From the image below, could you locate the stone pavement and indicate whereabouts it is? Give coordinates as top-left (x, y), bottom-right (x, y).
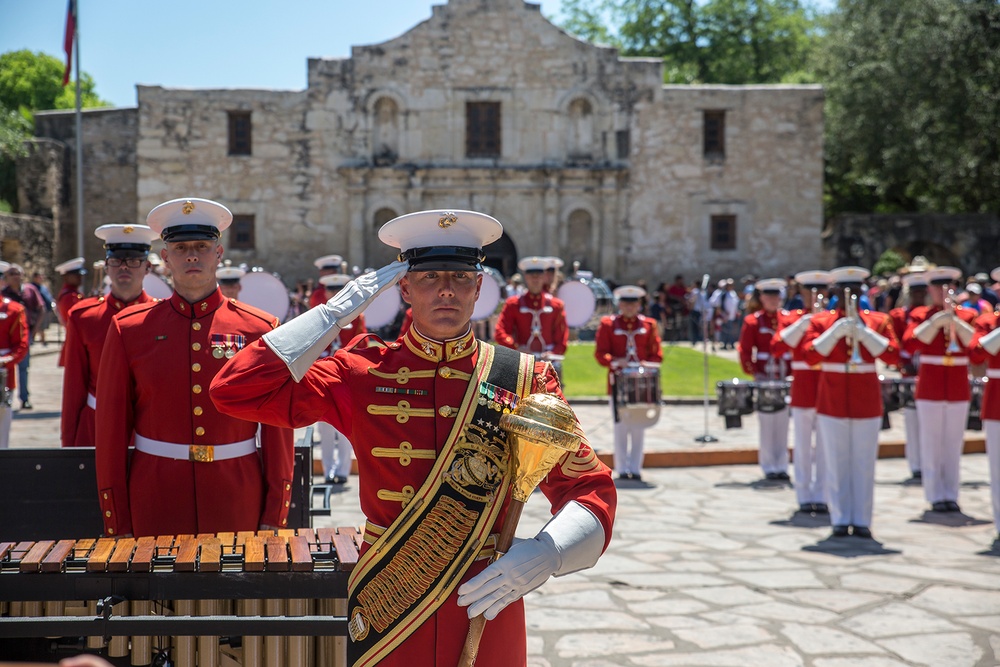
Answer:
top-left (12, 331), bottom-right (1000, 666)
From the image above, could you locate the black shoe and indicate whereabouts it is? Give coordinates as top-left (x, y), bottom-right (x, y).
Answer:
top-left (945, 501), bottom-right (961, 512)
top-left (774, 471), bottom-right (790, 481)
top-left (765, 472), bottom-right (779, 480)
top-left (331, 475), bottom-right (348, 485)
top-left (632, 473), bottom-right (642, 482)
top-left (799, 503), bottom-right (813, 514)
top-left (617, 473), bottom-right (631, 481)
top-left (911, 471), bottom-right (922, 480)
top-left (813, 503), bottom-right (829, 514)
top-left (20, 401), bottom-right (31, 410)
top-left (831, 525), bottom-right (849, 537)
top-left (852, 526), bottom-right (873, 539)
top-left (931, 501), bottom-right (949, 512)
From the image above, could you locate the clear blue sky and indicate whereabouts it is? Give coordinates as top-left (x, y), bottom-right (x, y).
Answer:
top-left (0, 0), bottom-right (567, 108)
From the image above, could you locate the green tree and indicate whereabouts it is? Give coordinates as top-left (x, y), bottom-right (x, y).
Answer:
top-left (0, 49), bottom-right (109, 211)
top-left (819, 0), bottom-right (1000, 216)
top-left (872, 249), bottom-right (906, 277)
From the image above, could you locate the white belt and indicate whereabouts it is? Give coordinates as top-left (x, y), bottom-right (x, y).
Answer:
top-left (920, 355), bottom-right (968, 367)
top-left (0, 348), bottom-right (9, 354)
top-left (791, 361), bottom-right (821, 371)
top-left (987, 369), bottom-right (1000, 379)
top-left (134, 434), bottom-right (256, 463)
top-left (756, 353), bottom-right (770, 360)
top-left (86, 393), bottom-right (96, 410)
top-left (820, 363), bottom-right (876, 374)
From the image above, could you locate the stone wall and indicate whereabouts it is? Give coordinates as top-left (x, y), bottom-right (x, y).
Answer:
top-left (0, 213), bottom-right (57, 279)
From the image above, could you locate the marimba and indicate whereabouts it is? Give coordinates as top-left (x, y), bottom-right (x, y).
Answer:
top-left (0, 527), bottom-right (360, 667)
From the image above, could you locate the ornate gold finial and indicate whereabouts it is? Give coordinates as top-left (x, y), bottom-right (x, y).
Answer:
top-left (438, 211), bottom-right (458, 228)
top-left (123, 225), bottom-right (134, 234)
top-left (182, 201), bottom-right (196, 215)
top-left (499, 393), bottom-right (581, 503)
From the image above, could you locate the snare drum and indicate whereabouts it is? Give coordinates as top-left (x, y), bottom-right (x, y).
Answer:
top-left (894, 377), bottom-right (917, 409)
top-left (613, 364), bottom-right (661, 427)
top-left (755, 380), bottom-right (790, 414)
top-left (968, 376), bottom-right (986, 430)
top-left (716, 379), bottom-right (755, 429)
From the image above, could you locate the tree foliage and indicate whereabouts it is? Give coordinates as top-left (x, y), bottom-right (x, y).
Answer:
top-left (0, 50), bottom-right (109, 211)
top-left (819, 0), bottom-right (1000, 215)
top-left (872, 249), bottom-right (906, 277)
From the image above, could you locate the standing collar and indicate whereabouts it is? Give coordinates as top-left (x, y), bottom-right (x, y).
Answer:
top-left (403, 325), bottom-right (476, 362)
top-left (169, 287), bottom-right (225, 319)
top-left (106, 290), bottom-right (152, 312)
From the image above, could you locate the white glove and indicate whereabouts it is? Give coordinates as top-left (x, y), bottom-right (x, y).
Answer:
top-left (456, 501), bottom-right (604, 620)
top-left (980, 326), bottom-right (1000, 356)
top-left (811, 318), bottom-right (853, 357)
top-left (914, 311), bottom-right (953, 344)
top-left (855, 326), bottom-right (889, 356)
top-left (953, 318), bottom-right (975, 347)
top-left (263, 260), bottom-right (409, 381)
top-left (778, 314), bottom-right (812, 348)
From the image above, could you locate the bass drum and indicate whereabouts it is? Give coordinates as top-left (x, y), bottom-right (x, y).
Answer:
top-left (240, 270), bottom-right (291, 322)
top-left (472, 266), bottom-right (506, 322)
top-left (364, 285), bottom-right (403, 329)
top-left (142, 274), bottom-right (173, 299)
top-left (557, 272), bottom-right (613, 328)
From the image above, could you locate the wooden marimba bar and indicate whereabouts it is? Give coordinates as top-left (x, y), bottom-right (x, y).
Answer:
top-left (0, 527), bottom-right (360, 667)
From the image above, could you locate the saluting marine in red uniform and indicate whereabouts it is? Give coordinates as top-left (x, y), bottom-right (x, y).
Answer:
top-left (739, 278), bottom-right (791, 481)
top-left (888, 270), bottom-right (930, 479)
top-left (494, 256), bottom-right (568, 356)
top-left (61, 224), bottom-right (158, 448)
top-left (968, 264), bottom-right (1000, 544)
top-left (903, 266), bottom-right (977, 513)
top-left (594, 285), bottom-right (663, 481)
top-left (213, 210), bottom-right (616, 667)
top-left (95, 198), bottom-right (294, 538)
top-left (771, 271), bottom-right (831, 513)
top-left (0, 260), bottom-right (29, 449)
top-left (803, 266), bottom-right (900, 539)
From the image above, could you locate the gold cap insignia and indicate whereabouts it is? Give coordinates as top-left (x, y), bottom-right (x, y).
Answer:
top-left (182, 201), bottom-right (196, 215)
top-left (123, 225), bottom-right (134, 234)
top-left (438, 211), bottom-right (458, 228)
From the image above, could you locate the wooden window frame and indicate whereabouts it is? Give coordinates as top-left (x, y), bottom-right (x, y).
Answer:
top-left (230, 214), bottom-right (256, 251)
top-left (465, 102), bottom-right (501, 158)
top-left (228, 110), bottom-right (252, 156)
top-left (710, 214), bottom-right (737, 251)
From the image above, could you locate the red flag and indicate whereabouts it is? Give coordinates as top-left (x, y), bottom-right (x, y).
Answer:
top-left (62, 0), bottom-right (76, 86)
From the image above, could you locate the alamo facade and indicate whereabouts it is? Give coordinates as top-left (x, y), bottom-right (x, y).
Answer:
top-left (22, 0), bottom-right (824, 286)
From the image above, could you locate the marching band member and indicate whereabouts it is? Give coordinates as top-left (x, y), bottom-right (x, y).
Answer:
top-left (903, 266), bottom-right (977, 513)
top-left (217, 260), bottom-right (245, 300)
top-left (316, 272), bottom-right (367, 484)
top-left (542, 256), bottom-right (564, 293)
top-left (969, 265), bottom-right (1000, 543)
top-left (54, 256), bottom-right (86, 326)
top-left (0, 261), bottom-right (28, 449)
top-left (803, 266), bottom-right (900, 539)
top-left (95, 198), bottom-right (294, 537)
top-left (61, 224), bottom-right (158, 448)
top-left (493, 256), bottom-right (569, 357)
top-left (772, 270), bottom-right (831, 512)
top-left (739, 278), bottom-right (791, 481)
top-left (310, 254), bottom-right (345, 309)
top-left (889, 270), bottom-right (930, 480)
top-left (212, 209), bottom-right (615, 667)
top-left (595, 285), bottom-right (663, 481)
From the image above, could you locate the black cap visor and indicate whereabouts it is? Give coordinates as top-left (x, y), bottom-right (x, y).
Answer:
top-left (401, 246), bottom-right (485, 271)
top-left (106, 244), bottom-right (151, 259)
top-left (162, 224), bottom-right (222, 243)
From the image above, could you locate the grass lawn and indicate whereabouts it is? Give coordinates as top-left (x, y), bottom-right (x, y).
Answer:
top-left (559, 342), bottom-right (750, 398)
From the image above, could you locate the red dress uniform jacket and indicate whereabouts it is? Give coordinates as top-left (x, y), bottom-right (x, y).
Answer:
top-left (969, 311), bottom-right (1000, 420)
top-left (738, 309), bottom-right (789, 378)
top-left (0, 298), bottom-right (29, 392)
top-left (771, 309), bottom-right (819, 408)
top-left (889, 306), bottom-right (920, 376)
top-left (902, 305), bottom-right (977, 402)
top-left (594, 314), bottom-right (663, 394)
top-left (309, 285), bottom-right (327, 310)
top-left (56, 283), bottom-right (82, 325)
top-left (211, 326), bottom-right (616, 667)
top-left (493, 292), bottom-right (569, 355)
top-left (61, 292), bottom-right (154, 448)
top-left (803, 309), bottom-right (901, 419)
top-left (95, 289), bottom-right (295, 538)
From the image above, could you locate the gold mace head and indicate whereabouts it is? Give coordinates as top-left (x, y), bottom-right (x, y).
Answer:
top-left (499, 393), bottom-right (581, 503)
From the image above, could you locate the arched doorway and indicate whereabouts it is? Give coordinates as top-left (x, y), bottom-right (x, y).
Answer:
top-left (484, 233), bottom-right (517, 277)
top-left (905, 241), bottom-right (961, 271)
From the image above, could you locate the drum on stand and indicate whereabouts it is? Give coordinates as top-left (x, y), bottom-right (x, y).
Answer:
top-left (557, 271), bottom-right (613, 329)
top-left (472, 266), bottom-right (505, 322)
top-left (716, 379), bottom-right (755, 429)
top-left (613, 363), bottom-right (661, 427)
top-left (968, 376), bottom-right (986, 431)
top-left (879, 375), bottom-right (900, 430)
top-left (754, 380), bottom-right (789, 414)
top-left (364, 285), bottom-right (403, 331)
top-left (240, 270), bottom-right (291, 322)
top-left (894, 377), bottom-right (917, 410)
top-left (141, 274), bottom-right (173, 300)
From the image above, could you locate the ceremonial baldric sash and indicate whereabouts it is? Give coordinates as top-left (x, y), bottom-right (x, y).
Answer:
top-left (347, 342), bottom-right (534, 667)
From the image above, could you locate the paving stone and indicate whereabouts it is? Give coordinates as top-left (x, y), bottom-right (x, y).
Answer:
top-left (526, 608), bottom-right (644, 632)
top-left (813, 658), bottom-right (912, 667)
top-left (840, 603), bottom-right (957, 639)
top-left (625, 597), bottom-right (710, 616)
top-left (631, 644), bottom-right (805, 666)
top-left (780, 622), bottom-right (884, 654)
top-left (646, 615), bottom-right (713, 630)
top-left (721, 601), bottom-right (840, 623)
top-left (909, 585), bottom-right (1000, 615)
top-left (877, 632), bottom-right (983, 667)
top-left (679, 584), bottom-right (773, 606)
top-left (673, 623), bottom-right (775, 649)
top-left (725, 568), bottom-right (825, 589)
top-left (772, 588), bottom-right (882, 612)
top-left (553, 633), bottom-right (675, 658)
top-left (839, 572), bottom-right (924, 595)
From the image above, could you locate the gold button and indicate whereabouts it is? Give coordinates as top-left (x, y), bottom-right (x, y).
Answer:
top-left (284, 500), bottom-right (290, 507)
top-left (193, 385), bottom-right (202, 394)
top-left (281, 518), bottom-right (287, 526)
top-left (195, 427), bottom-right (205, 436)
top-left (105, 510), bottom-right (111, 517)
top-left (103, 493), bottom-right (108, 499)
top-left (438, 406), bottom-right (453, 417)
top-left (193, 406), bottom-right (203, 416)
top-left (285, 483), bottom-right (291, 491)
top-left (192, 342), bottom-right (202, 351)
top-left (108, 528), bottom-right (115, 535)
top-left (192, 322), bottom-right (202, 331)
top-left (192, 363), bottom-right (201, 372)
top-left (439, 367), bottom-right (452, 378)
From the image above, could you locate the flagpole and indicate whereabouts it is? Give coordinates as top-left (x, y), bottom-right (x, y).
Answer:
top-left (73, 0), bottom-right (84, 259)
